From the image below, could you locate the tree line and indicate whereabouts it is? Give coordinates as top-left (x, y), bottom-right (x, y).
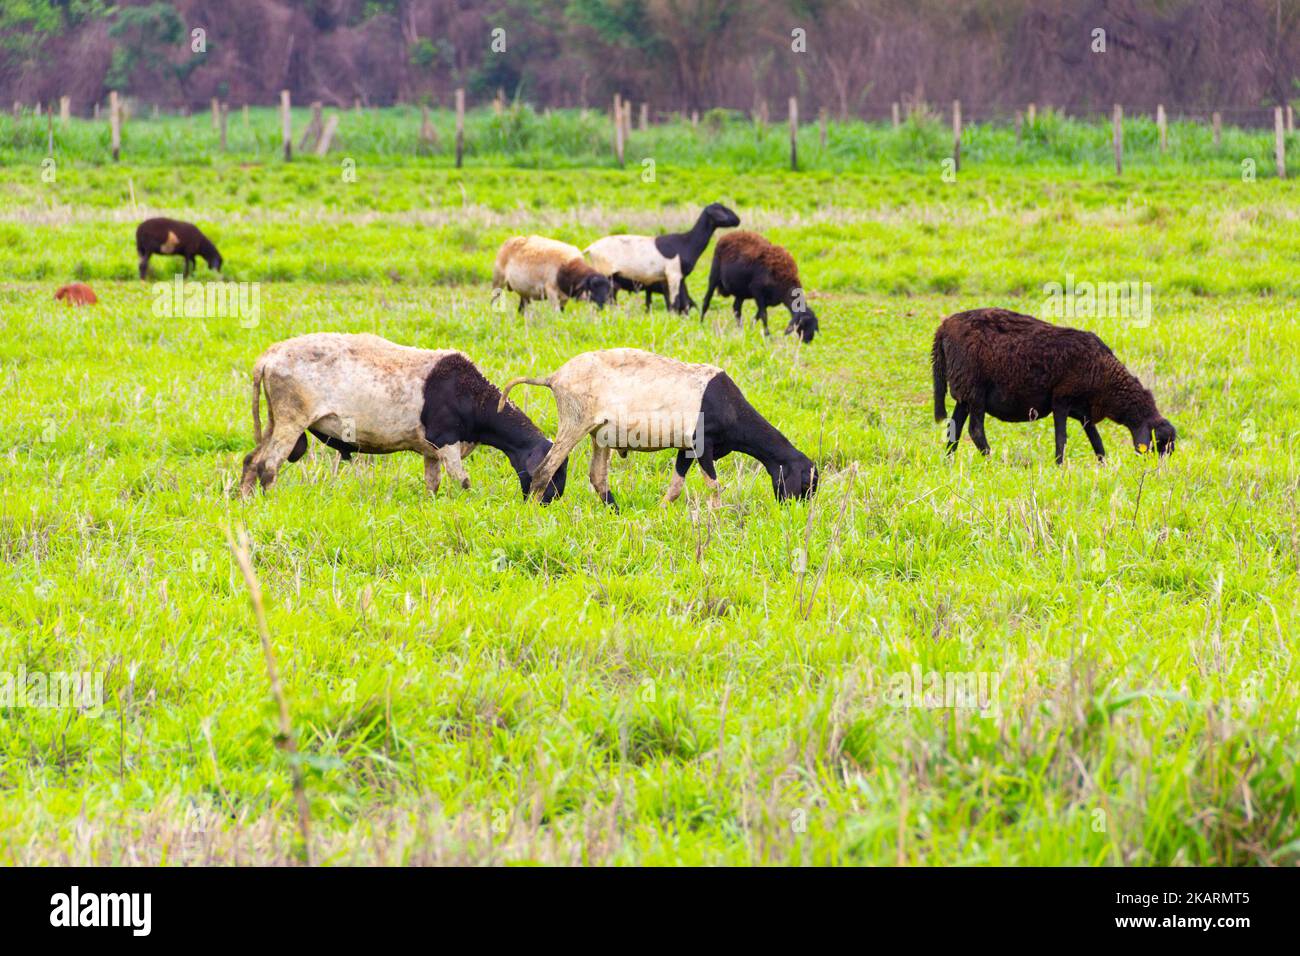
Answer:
top-left (1, 1), bottom-right (1297, 120)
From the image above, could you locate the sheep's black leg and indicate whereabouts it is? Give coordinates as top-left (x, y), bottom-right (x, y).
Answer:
top-left (696, 450), bottom-right (722, 507)
top-left (138, 254), bottom-right (150, 281)
top-left (699, 274), bottom-right (719, 320)
top-left (732, 296), bottom-right (745, 328)
top-left (183, 257), bottom-right (193, 279)
top-left (755, 304), bottom-right (770, 336)
top-left (946, 402), bottom-right (969, 456)
top-left (516, 296), bottom-right (526, 315)
top-left (967, 404), bottom-right (991, 456)
top-left (644, 288), bottom-right (653, 311)
top-left (1052, 407), bottom-right (1069, 465)
top-left (1082, 420), bottom-right (1107, 461)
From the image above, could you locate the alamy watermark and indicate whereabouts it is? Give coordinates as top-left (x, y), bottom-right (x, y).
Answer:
top-left (1042, 273), bottom-right (1152, 327)
top-left (593, 409), bottom-right (705, 457)
top-left (884, 665), bottom-right (1000, 718)
top-left (152, 275), bottom-right (261, 327)
top-left (0, 666), bottom-right (104, 717)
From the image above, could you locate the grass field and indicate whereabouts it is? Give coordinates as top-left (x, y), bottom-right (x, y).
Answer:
top-left (1, 114), bottom-right (1298, 865)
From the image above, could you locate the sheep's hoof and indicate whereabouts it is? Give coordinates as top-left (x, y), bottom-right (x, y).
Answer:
top-left (460, 478), bottom-right (470, 489)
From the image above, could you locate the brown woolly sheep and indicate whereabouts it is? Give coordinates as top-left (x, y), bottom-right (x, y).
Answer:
top-left (932, 308), bottom-right (1177, 464)
top-left (491, 236), bottom-right (613, 313)
top-left (54, 283), bottom-right (97, 306)
top-left (136, 218), bottom-right (223, 280)
top-left (700, 230), bottom-right (818, 342)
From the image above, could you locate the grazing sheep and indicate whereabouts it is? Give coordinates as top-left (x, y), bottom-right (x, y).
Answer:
top-left (700, 231), bottom-right (818, 342)
top-left (491, 236), bottom-right (613, 313)
top-left (54, 282), bottom-right (97, 306)
top-left (497, 348), bottom-right (817, 508)
top-left (136, 218), bottom-right (223, 280)
top-left (931, 308), bottom-right (1177, 464)
top-left (584, 202), bottom-right (740, 313)
top-left (240, 333), bottom-right (568, 501)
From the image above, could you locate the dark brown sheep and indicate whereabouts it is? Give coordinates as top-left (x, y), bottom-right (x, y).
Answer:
top-left (932, 308), bottom-right (1176, 464)
top-left (54, 282), bottom-right (97, 305)
top-left (136, 218), bottom-right (223, 280)
top-left (699, 230), bottom-right (818, 342)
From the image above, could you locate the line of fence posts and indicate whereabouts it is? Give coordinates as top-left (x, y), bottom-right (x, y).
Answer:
top-left (18, 92), bottom-right (1300, 178)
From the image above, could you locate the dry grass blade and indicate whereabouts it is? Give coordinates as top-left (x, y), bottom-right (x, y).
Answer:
top-left (225, 524), bottom-right (315, 866)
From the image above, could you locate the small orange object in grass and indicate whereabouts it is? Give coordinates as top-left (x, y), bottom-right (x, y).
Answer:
top-left (54, 282), bottom-right (98, 306)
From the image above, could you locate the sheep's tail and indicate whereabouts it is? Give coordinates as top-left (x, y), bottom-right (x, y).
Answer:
top-left (931, 333), bottom-right (948, 422)
top-left (251, 361), bottom-right (265, 444)
top-left (497, 376), bottom-right (551, 413)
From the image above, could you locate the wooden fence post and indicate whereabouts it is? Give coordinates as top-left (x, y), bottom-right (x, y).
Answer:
top-left (1275, 106), bottom-right (1286, 179)
top-left (691, 110), bottom-right (699, 128)
top-left (211, 97), bottom-right (220, 130)
top-left (280, 89), bottom-right (292, 161)
top-left (1211, 111), bottom-right (1221, 147)
top-left (1289, 105), bottom-right (1295, 133)
top-left (109, 90), bottom-right (120, 161)
top-left (640, 102), bottom-right (648, 130)
top-left (46, 106), bottom-right (53, 155)
top-left (1112, 104), bottom-right (1123, 175)
top-left (1015, 110), bottom-right (1023, 143)
top-left (819, 108), bottom-right (827, 148)
top-left (788, 96), bottom-right (798, 170)
top-left (952, 99), bottom-right (961, 171)
top-left (92, 102), bottom-right (99, 120)
top-left (59, 96), bottom-right (70, 126)
top-left (454, 88), bottom-right (465, 168)
top-left (1027, 102), bottom-right (1036, 124)
top-left (613, 94), bottom-right (625, 166)
top-left (1156, 104), bottom-right (1167, 152)
top-left (242, 104), bottom-right (249, 127)
top-left (219, 102), bottom-right (228, 151)
top-left (316, 113), bottom-right (339, 156)
top-left (891, 102), bottom-right (900, 128)
top-left (299, 101), bottom-right (323, 151)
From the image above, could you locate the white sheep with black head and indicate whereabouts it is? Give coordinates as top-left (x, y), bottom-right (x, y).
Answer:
top-left (584, 203), bottom-right (740, 313)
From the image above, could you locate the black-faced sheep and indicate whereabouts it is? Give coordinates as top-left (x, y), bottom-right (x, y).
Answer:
top-left (497, 347), bottom-right (817, 508)
top-left (584, 202), bottom-right (740, 313)
top-left (700, 231), bottom-right (818, 342)
top-left (492, 236), bottom-right (613, 313)
top-left (136, 217), bottom-right (223, 280)
top-left (240, 333), bottom-right (568, 501)
top-left (931, 308), bottom-right (1177, 464)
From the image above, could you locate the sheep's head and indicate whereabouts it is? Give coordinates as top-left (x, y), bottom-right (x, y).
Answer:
top-left (784, 305), bottom-right (819, 344)
top-left (204, 249), bottom-right (224, 273)
top-left (771, 455), bottom-right (818, 502)
top-left (520, 441), bottom-right (567, 503)
top-left (1130, 416), bottom-right (1177, 458)
top-left (580, 273), bottom-right (613, 309)
top-left (704, 203), bottom-right (741, 228)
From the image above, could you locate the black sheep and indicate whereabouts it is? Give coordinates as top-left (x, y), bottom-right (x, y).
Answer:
top-left (136, 218), bottom-right (223, 280)
top-left (699, 231), bottom-right (818, 343)
top-left (931, 308), bottom-right (1177, 464)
